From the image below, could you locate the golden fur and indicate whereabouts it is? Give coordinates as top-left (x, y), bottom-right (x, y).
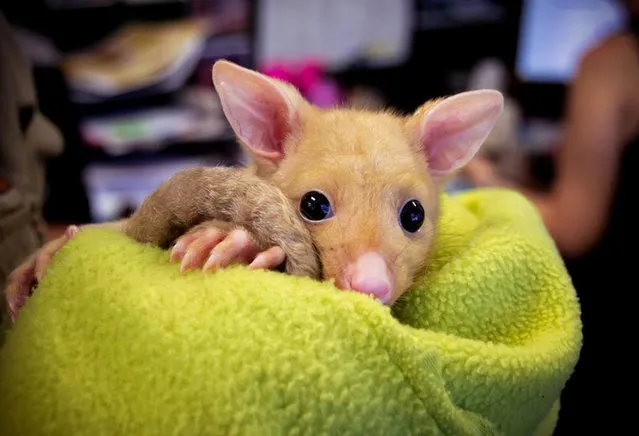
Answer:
top-left (264, 105), bottom-right (441, 304)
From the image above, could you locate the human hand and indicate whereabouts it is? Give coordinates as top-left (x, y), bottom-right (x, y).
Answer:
top-left (4, 225), bottom-right (80, 323)
top-left (461, 155), bottom-right (505, 188)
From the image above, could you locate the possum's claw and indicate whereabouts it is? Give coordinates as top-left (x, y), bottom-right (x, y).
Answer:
top-left (173, 228), bottom-right (227, 272)
top-left (171, 224), bottom-right (284, 274)
top-left (248, 246), bottom-right (286, 270)
top-left (201, 229), bottom-right (256, 272)
top-left (4, 225), bottom-right (79, 323)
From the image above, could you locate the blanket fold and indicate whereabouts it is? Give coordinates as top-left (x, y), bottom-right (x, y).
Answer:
top-left (0, 188), bottom-right (582, 436)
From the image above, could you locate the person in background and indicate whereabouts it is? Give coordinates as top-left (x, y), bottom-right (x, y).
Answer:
top-left (0, 11), bottom-right (64, 332)
top-left (463, 0), bottom-right (639, 432)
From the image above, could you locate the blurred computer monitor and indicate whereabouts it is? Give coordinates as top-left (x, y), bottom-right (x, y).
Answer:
top-left (516, 0), bottom-right (627, 84)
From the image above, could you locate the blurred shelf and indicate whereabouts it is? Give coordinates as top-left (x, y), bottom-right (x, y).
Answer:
top-left (45, 0), bottom-right (192, 10)
top-left (4, 0), bottom-right (254, 225)
top-left (83, 135), bottom-right (241, 165)
top-left (82, 151), bottom-right (242, 222)
top-left (58, 17), bottom-right (251, 162)
top-left (73, 80), bottom-right (242, 165)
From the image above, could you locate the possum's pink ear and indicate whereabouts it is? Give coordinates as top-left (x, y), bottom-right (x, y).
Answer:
top-left (414, 90), bottom-right (503, 177)
top-left (212, 60), bottom-right (304, 163)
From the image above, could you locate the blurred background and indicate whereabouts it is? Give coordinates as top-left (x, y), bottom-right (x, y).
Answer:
top-left (1, 0), bottom-right (626, 234)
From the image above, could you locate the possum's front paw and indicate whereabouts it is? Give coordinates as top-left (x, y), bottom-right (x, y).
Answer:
top-left (170, 222), bottom-right (285, 274)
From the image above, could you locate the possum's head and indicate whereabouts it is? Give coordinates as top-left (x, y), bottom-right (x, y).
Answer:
top-left (212, 60), bottom-right (503, 305)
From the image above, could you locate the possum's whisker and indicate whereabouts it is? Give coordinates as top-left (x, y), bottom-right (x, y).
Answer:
top-left (390, 240), bottom-right (412, 269)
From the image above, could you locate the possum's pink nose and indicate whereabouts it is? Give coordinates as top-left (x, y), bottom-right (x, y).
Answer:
top-left (343, 252), bottom-right (392, 304)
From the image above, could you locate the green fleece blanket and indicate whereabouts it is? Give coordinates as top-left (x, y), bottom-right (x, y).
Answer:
top-left (0, 188), bottom-right (582, 436)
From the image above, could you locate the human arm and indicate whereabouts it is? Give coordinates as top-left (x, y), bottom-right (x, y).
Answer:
top-left (464, 40), bottom-right (630, 258)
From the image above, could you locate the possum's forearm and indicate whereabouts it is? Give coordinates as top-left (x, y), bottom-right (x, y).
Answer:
top-left (122, 166), bottom-right (321, 279)
top-left (122, 167), bottom-right (255, 248)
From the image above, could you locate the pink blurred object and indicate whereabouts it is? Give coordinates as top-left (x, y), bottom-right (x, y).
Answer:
top-left (306, 81), bottom-right (342, 109)
top-left (296, 60), bottom-right (323, 94)
top-left (260, 63), bottom-right (294, 84)
top-left (259, 59), bottom-right (342, 108)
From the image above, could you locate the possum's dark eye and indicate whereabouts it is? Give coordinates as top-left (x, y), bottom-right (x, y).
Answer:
top-left (300, 191), bottom-right (333, 222)
top-left (399, 199), bottom-right (425, 233)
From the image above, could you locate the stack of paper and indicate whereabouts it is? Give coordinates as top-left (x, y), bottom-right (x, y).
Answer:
top-left (62, 18), bottom-right (209, 102)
